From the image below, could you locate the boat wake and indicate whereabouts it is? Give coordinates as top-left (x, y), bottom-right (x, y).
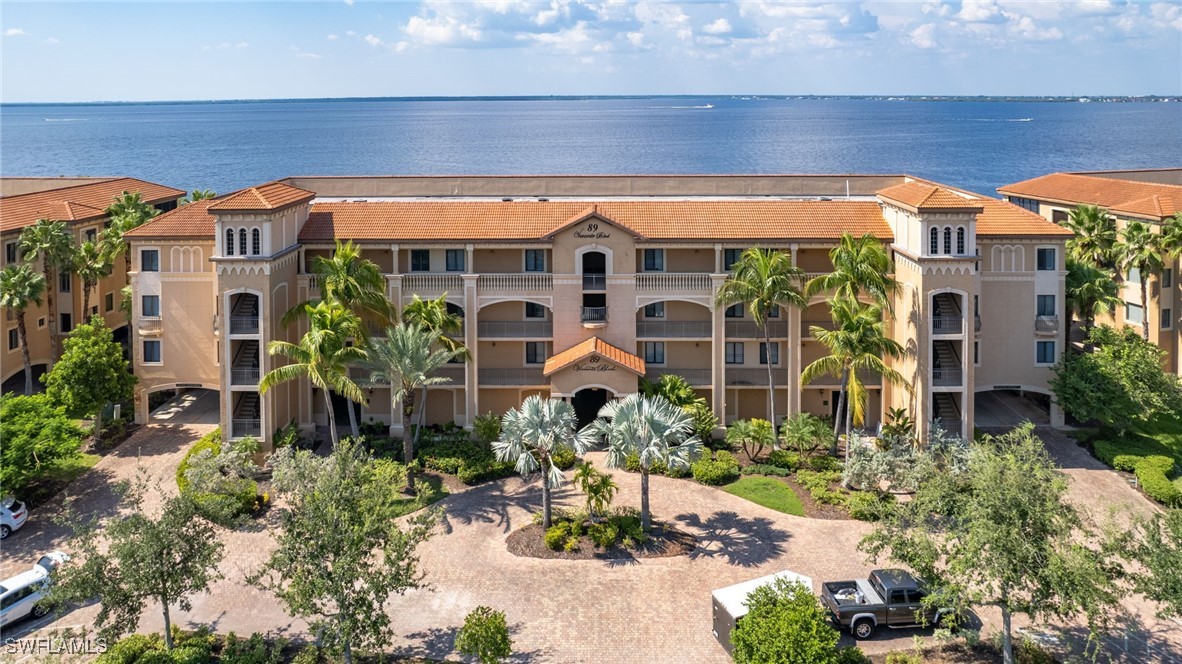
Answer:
top-left (44, 118), bottom-right (86, 122)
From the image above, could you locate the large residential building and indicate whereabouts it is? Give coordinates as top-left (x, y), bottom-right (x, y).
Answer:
top-left (998, 169), bottom-right (1181, 375)
top-left (1, 178), bottom-right (186, 392)
top-left (122, 174), bottom-right (1071, 448)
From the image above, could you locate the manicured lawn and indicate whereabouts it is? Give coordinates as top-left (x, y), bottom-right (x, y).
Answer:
top-left (391, 473), bottom-right (449, 517)
top-left (723, 476), bottom-right (805, 516)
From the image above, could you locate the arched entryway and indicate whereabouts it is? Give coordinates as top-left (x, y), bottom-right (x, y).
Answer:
top-left (572, 387), bottom-right (611, 428)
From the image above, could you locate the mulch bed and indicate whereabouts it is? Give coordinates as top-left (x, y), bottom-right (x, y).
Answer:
top-left (506, 522), bottom-right (697, 561)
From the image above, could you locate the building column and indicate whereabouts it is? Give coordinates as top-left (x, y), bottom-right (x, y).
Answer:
top-left (388, 274), bottom-right (405, 437)
top-left (711, 273), bottom-right (727, 428)
top-left (463, 273), bottom-right (479, 428)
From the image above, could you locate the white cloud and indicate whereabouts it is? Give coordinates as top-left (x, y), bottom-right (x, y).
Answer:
top-left (403, 14), bottom-right (482, 46)
top-left (296, 51), bottom-right (323, 59)
top-left (346, 30), bottom-right (357, 37)
top-left (4, 28), bottom-right (28, 37)
top-left (236, 41), bottom-right (249, 48)
top-left (702, 18), bottom-right (732, 35)
top-left (44, 37), bottom-right (60, 45)
top-left (202, 41), bottom-right (248, 51)
top-left (910, 22), bottom-right (938, 48)
top-left (344, 0), bottom-right (354, 5)
top-left (327, 33), bottom-right (339, 40)
top-left (1150, 2), bottom-right (1182, 31)
top-left (364, 33), bottom-right (383, 47)
top-left (958, 0), bottom-right (1004, 23)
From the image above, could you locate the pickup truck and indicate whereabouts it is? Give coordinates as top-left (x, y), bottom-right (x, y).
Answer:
top-left (820, 569), bottom-right (954, 639)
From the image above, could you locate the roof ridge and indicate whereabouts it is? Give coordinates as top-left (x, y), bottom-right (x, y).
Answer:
top-left (0, 177), bottom-right (132, 201)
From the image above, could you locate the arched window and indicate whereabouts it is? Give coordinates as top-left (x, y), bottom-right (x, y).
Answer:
top-left (238, 229), bottom-right (247, 256)
top-left (930, 227), bottom-right (939, 254)
top-left (225, 228), bottom-right (235, 256)
top-left (943, 227), bottom-right (952, 254)
top-left (956, 227), bottom-right (966, 255)
top-left (251, 228), bottom-right (261, 255)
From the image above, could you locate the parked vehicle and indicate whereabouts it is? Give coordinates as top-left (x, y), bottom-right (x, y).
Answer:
top-left (0, 552), bottom-right (68, 628)
top-left (0, 497), bottom-right (28, 539)
top-left (820, 569), bottom-right (955, 639)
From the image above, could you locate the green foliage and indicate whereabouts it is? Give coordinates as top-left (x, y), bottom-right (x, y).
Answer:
top-left (779, 413), bottom-right (833, 460)
top-left (796, 469), bottom-right (847, 505)
top-left (807, 455), bottom-right (843, 472)
top-left (767, 449), bottom-right (802, 471)
top-left (455, 606), bottom-right (513, 664)
top-left (879, 408), bottom-right (917, 447)
top-left (692, 449), bottom-right (740, 486)
top-left (884, 652), bottom-right (922, 664)
top-left (845, 491), bottom-right (895, 522)
top-left (639, 374), bottom-right (701, 407)
top-left (0, 393), bottom-right (86, 496)
top-left (97, 630), bottom-right (285, 664)
top-left (742, 463), bottom-right (794, 477)
top-left (574, 462), bottom-right (617, 518)
top-left (1122, 509), bottom-right (1182, 619)
top-left (175, 430), bottom-right (258, 525)
top-left (97, 634), bottom-right (166, 664)
top-left (419, 435), bottom-right (515, 485)
top-left (727, 418), bottom-right (776, 461)
top-left (273, 419), bottom-right (301, 449)
top-left (730, 578), bottom-right (842, 664)
top-left (544, 522), bottom-right (571, 550)
top-left (219, 632), bottom-right (285, 664)
top-left (835, 647), bottom-right (873, 664)
top-left (1136, 462), bottom-right (1181, 506)
top-left (550, 446), bottom-right (577, 470)
top-left (724, 476), bottom-right (805, 516)
top-left (474, 411), bottom-right (502, 446)
top-left (289, 645), bottom-right (322, 664)
top-left (684, 400), bottom-right (720, 445)
top-left (43, 316), bottom-right (137, 426)
top-left (1093, 440), bottom-right (1181, 506)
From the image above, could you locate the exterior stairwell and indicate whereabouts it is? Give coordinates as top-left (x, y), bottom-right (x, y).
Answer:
top-left (231, 340), bottom-right (260, 385)
top-left (932, 292), bottom-right (964, 335)
top-left (229, 294), bottom-right (260, 335)
top-left (932, 340), bottom-right (962, 386)
top-left (232, 393), bottom-right (261, 438)
top-left (933, 393), bottom-right (961, 432)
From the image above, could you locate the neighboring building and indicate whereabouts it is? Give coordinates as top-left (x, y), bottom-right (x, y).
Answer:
top-left (0, 178), bottom-right (186, 392)
top-left (124, 174), bottom-right (1071, 448)
top-left (998, 169), bottom-right (1182, 375)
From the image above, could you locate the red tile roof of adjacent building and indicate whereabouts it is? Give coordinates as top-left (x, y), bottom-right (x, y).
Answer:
top-left (998, 173), bottom-right (1182, 220)
top-left (1110, 194), bottom-right (1179, 220)
top-left (543, 337), bottom-right (646, 377)
top-left (124, 198), bottom-right (219, 239)
top-left (207, 181), bottom-right (316, 212)
top-left (877, 181), bottom-right (985, 211)
top-left (975, 199), bottom-right (1073, 237)
top-left (0, 177), bottom-right (185, 234)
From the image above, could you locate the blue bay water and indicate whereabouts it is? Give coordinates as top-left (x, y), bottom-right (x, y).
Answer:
top-left (2, 97), bottom-right (1179, 196)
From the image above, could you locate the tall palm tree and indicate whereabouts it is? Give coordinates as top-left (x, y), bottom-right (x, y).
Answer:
top-left (493, 396), bottom-right (592, 528)
top-left (74, 240), bottom-right (113, 317)
top-left (579, 393), bottom-right (702, 532)
top-left (1066, 258), bottom-right (1120, 337)
top-left (801, 297), bottom-right (908, 451)
top-left (0, 264), bottom-right (46, 394)
top-left (260, 301), bottom-right (368, 449)
top-left (402, 294), bottom-right (469, 451)
top-left (19, 218), bottom-right (74, 361)
top-left (1064, 204), bottom-right (1118, 270)
top-left (181, 189), bottom-right (216, 204)
top-left (361, 322), bottom-right (464, 493)
top-left (1161, 212), bottom-right (1182, 260)
top-left (287, 239), bottom-right (395, 331)
top-left (805, 232), bottom-right (899, 310)
top-left (104, 192), bottom-right (160, 274)
top-left (1118, 221), bottom-right (1164, 341)
top-left (715, 248), bottom-right (807, 430)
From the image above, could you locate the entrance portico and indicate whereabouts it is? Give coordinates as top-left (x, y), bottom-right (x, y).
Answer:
top-left (544, 336), bottom-right (645, 424)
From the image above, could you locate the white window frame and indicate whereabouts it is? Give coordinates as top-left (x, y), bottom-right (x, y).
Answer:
top-left (142, 339), bottom-right (163, 365)
top-left (643, 248), bottom-right (665, 272)
top-left (643, 302), bottom-right (665, 319)
top-left (1035, 340), bottom-right (1056, 366)
top-left (643, 341), bottom-right (665, 365)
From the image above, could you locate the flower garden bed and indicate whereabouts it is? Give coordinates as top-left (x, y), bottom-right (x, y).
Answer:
top-left (507, 508), bottom-right (696, 561)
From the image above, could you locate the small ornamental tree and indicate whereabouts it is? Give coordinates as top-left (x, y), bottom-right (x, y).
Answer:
top-left (50, 475), bottom-right (224, 650)
top-left (730, 578), bottom-right (843, 664)
top-left (43, 315), bottom-right (137, 434)
top-left (1121, 509), bottom-right (1182, 619)
top-left (726, 418), bottom-right (776, 461)
top-left (0, 394), bottom-right (86, 497)
top-left (454, 606), bottom-right (513, 664)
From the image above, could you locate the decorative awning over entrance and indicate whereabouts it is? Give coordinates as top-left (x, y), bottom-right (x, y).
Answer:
top-left (542, 336), bottom-right (646, 377)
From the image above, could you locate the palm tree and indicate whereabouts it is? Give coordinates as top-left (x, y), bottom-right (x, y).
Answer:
top-left (361, 322), bottom-right (464, 493)
top-left (1161, 212), bottom-right (1182, 260)
top-left (638, 373), bottom-right (700, 407)
top-left (402, 294), bottom-right (469, 452)
top-left (74, 240), bottom-right (113, 317)
top-left (287, 239), bottom-right (395, 331)
top-left (104, 192), bottom-right (160, 274)
top-left (573, 462), bottom-right (618, 522)
top-left (579, 393), bottom-right (702, 532)
top-left (1063, 204), bottom-right (1118, 269)
top-left (805, 232), bottom-right (899, 310)
top-left (1118, 221), bottom-right (1164, 341)
top-left (0, 264), bottom-right (46, 394)
top-left (801, 298), bottom-right (908, 452)
top-left (1066, 258), bottom-right (1120, 337)
top-left (493, 396), bottom-right (592, 528)
top-left (715, 248), bottom-right (807, 430)
top-left (181, 189), bottom-right (216, 204)
top-left (260, 301), bottom-right (368, 449)
top-left (19, 218), bottom-right (74, 361)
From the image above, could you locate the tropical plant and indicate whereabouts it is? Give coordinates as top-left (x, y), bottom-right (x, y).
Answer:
top-left (729, 577), bottom-right (843, 664)
top-left (74, 240), bottom-right (113, 317)
top-left (0, 393), bottom-right (86, 496)
top-left (1066, 257), bottom-right (1121, 336)
top-left (1161, 212), bottom-right (1182, 260)
top-left (1064, 204), bottom-right (1119, 269)
top-left (291, 239), bottom-right (396, 331)
top-left (361, 322), bottom-right (464, 492)
top-left (879, 407), bottom-right (917, 447)
top-left (492, 396), bottom-right (590, 528)
top-left (726, 418), bottom-right (776, 461)
top-left (806, 232), bottom-right (899, 309)
top-left (0, 263), bottom-right (46, 394)
top-left (639, 373), bottom-right (700, 407)
top-left (402, 293), bottom-right (469, 454)
top-left (573, 462), bottom-right (618, 521)
top-left (1118, 221), bottom-right (1163, 341)
top-left (43, 315), bottom-right (137, 434)
top-left (19, 218), bottom-right (73, 360)
top-left (455, 606), bottom-right (513, 664)
top-left (801, 298), bottom-right (908, 448)
top-left (181, 189), bottom-right (216, 204)
top-left (260, 301), bottom-right (367, 448)
top-left (779, 413), bottom-right (833, 461)
top-left (580, 393), bottom-right (702, 532)
top-left (104, 192), bottom-right (160, 274)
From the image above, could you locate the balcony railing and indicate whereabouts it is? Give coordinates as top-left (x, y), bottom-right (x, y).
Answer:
top-left (636, 320), bottom-right (711, 338)
top-left (725, 368), bottom-right (786, 386)
top-left (1035, 315), bottom-right (1059, 336)
top-left (801, 320), bottom-right (836, 337)
top-left (403, 273), bottom-right (463, 295)
top-left (932, 419), bottom-right (964, 436)
top-left (232, 419), bottom-right (261, 438)
top-left (477, 273), bottom-right (553, 292)
top-left (932, 368), bottom-right (963, 386)
top-left (477, 320), bottom-right (553, 338)
top-left (646, 368), bottom-right (711, 385)
top-left (932, 316), bottom-right (964, 335)
top-left (229, 316), bottom-right (260, 335)
top-left (139, 316), bottom-right (162, 335)
top-left (725, 320), bottom-right (788, 338)
top-left (432, 365), bottom-right (466, 383)
top-left (635, 273), bottom-right (712, 292)
top-left (803, 370), bottom-right (882, 387)
top-left (581, 306), bottom-right (608, 324)
top-left (478, 368), bottom-right (545, 386)
top-left (582, 273), bottom-right (607, 291)
top-left (230, 368), bottom-right (260, 385)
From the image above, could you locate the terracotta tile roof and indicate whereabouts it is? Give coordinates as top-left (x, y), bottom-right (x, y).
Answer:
top-left (0, 177), bottom-right (185, 234)
top-left (877, 181), bottom-right (984, 211)
top-left (207, 181), bottom-right (315, 212)
top-left (543, 337), bottom-right (645, 377)
top-left (542, 204), bottom-right (645, 239)
top-left (1110, 195), bottom-right (1178, 220)
top-left (975, 199), bottom-right (1074, 237)
top-left (124, 198), bottom-right (219, 240)
top-left (300, 199), bottom-right (893, 242)
top-left (998, 173), bottom-right (1182, 220)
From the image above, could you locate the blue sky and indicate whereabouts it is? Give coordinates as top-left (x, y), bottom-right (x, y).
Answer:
top-left (2, 1), bottom-right (1180, 103)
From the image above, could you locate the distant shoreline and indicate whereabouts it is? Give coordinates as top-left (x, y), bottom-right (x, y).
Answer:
top-left (2, 94), bottom-right (1178, 108)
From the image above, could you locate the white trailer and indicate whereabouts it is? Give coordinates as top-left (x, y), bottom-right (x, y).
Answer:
top-left (711, 570), bottom-right (814, 655)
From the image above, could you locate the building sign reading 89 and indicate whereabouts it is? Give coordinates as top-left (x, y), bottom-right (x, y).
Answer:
top-left (573, 222), bottom-right (611, 240)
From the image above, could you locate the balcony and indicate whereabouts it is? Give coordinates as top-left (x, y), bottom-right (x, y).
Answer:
top-left (725, 368), bottom-right (786, 386)
top-left (230, 368), bottom-right (260, 386)
top-left (232, 419), bottom-right (261, 438)
top-left (636, 320), bottom-right (711, 338)
top-left (478, 367), bottom-right (545, 386)
top-left (635, 273), bottom-right (712, 293)
top-left (646, 367), bottom-right (711, 385)
top-left (932, 316), bottom-right (964, 335)
top-left (139, 316), bottom-right (162, 335)
top-left (432, 365), bottom-right (466, 383)
top-left (582, 273), bottom-right (607, 291)
top-left (725, 320), bottom-right (788, 338)
top-left (1035, 315), bottom-right (1059, 336)
top-left (932, 367), bottom-right (963, 387)
top-left (477, 320), bottom-right (552, 338)
top-left (802, 370), bottom-right (882, 387)
top-left (403, 273), bottom-right (463, 296)
top-left (477, 273), bottom-right (553, 293)
top-left (229, 316), bottom-right (259, 335)
top-left (581, 306), bottom-right (608, 326)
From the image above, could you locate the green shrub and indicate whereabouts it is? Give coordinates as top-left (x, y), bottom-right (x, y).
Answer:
top-left (796, 469), bottom-right (847, 505)
top-left (836, 647), bottom-right (873, 664)
top-left (589, 521), bottom-right (619, 548)
top-left (767, 449), bottom-right (801, 471)
top-left (289, 645), bottom-right (321, 664)
top-left (420, 437), bottom-right (515, 485)
top-left (846, 491), bottom-right (896, 521)
top-left (692, 454), bottom-right (740, 486)
top-left (455, 605), bottom-right (513, 664)
top-left (474, 412), bottom-right (502, 447)
top-left (808, 455), bottom-right (842, 472)
top-left (551, 446), bottom-right (577, 470)
top-left (220, 632), bottom-right (284, 664)
top-left (273, 419), bottom-right (300, 449)
top-left (1136, 462), bottom-right (1182, 506)
top-left (1016, 638), bottom-right (1057, 664)
top-left (544, 522), bottom-right (570, 550)
top-left (742, 464), bottom-right (793, 477)
top-left (136, 652), bottom-right (178, 664)
top-left (169, 646), bottom-right (214, 664)
top-left (175, 429), bottom-right (222, 494)
top-left (97, 634), bottom-right (165, 664)
top-left (885, 652), bottom-right (922, 664)
top-left (1093, 440), bottom-right (1180, 506)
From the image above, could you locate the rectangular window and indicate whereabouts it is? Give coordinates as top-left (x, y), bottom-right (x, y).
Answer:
top-left (1036, 248), bottom-right (1056, 271)
top-left (643, 248), bottom-right (664, 272)
top-left (974, 341), bottom-right (980, 365)
top-left (525, 341), bottom-right (545, 364)
top-left (724, 249), bottom-right (742, 271)
top-left (1162, 308), bottom-right (1173, 330)
top-left (643, 302), bottom-right (665, 318)
top-left (4, 242), bottom-right (16, 264)
top-left (1126, 302), bottom-right (1144, 324)
top-left (143, 339), bottom-right (162, 363)
top-left (759, 342), bottom-right (779, 365)
top-left (524, 302), bottom-right (546, 319)
top-left (1052, 209), bottom-right (1068, 224)
top-left (58, 271), bottom-right (71, 292)
top-left (141, 249), bottom-right (159, 272)
top-left (767, 306), bottom-right (779, 318)
top-left (84, 229), bottom-right (97, 243)
top-left (644, 341), bottom-right (665, 364)
top-left (445, 249), bottom-right (465, 272)
top-left (524, 249), bottom-right (546, 272)
top-left (410, 249), bottom-right (430, 272)
top-left (105, 293), bottom-right (114, 312)
top-left (725, 342), bottom-right (744, 364)
top-left (1128, 267), bottom-right (1141, 284)
top-left (1009, 197), bottom-right (1040, 213)
top-left (37, 317), bottom-right (45, 329)
top-left (1163, 269), bottom-right (1173, 289)
top-left (142, 295), bottom-right (160, 317)
top-left (1036, 341), bottom-right (1055, 364)
top-left (60, 313), bottom-right (72, 333)
top-left (7, 329), bottom-right (17, 351)
top-left (1037, 294), bottom-right (1056, 316)
top-left (725, 304), bottom-right (744, 318)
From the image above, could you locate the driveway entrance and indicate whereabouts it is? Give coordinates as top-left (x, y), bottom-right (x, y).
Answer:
top-left (974, 390), bottom-right (1050, 427)
top-left (150, 389), bottom-right (221, 425)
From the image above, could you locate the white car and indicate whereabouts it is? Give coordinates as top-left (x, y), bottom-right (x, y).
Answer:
top-left (0, 552), bottom-right (68, 628)
top-left (0, 497), bottom-right (28, 539)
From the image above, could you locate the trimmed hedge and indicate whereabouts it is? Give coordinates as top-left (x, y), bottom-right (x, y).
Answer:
top-left (766, 449), bottom-right (802, 471)
top-left (846, 491), bottom-right (896, 521)
top-left (418, 438), bottom-right (516, 485)
top-left (175, 429), bottom-right (222, 494)
top-left (691, 450), bottom-right (740, 486)
top-left (1092, 440), bottom-right (1181, 506)
top-left (175, 429), bottom-right (258, 523)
